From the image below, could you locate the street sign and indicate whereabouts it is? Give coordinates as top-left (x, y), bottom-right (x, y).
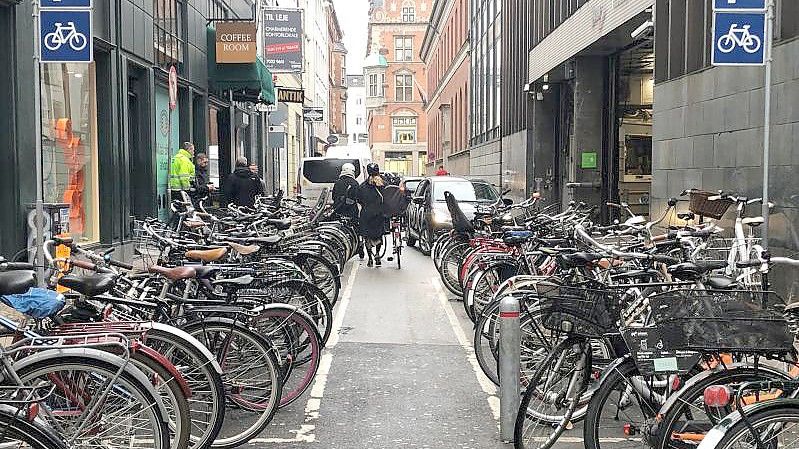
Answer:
top-left (303, 107), bottom-right (324, 122)
top-left (713, 0), bottom-right (766, 11)
top-left (277, 87), bottom-right (304, 103)
top-left (41, 0), bottom-right (92, 8)
top-left (39, 9), bottom-right (92, 63)
top-left (168, 66), bottom-right (178, 110)
top-left (255, 103), bottom-right (277, 113)
top-left (712, 11), bottom-right (766, 66)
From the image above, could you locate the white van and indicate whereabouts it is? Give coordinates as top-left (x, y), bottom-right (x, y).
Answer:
top-left (298, 145), bottom-right (372, 205)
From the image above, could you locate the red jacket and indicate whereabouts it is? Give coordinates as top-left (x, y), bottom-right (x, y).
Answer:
top-left (435, 169), bottom-right (449, 176)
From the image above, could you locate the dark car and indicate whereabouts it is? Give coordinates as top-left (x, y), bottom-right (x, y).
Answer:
top-left (406, 176), bottom-right (499, 255)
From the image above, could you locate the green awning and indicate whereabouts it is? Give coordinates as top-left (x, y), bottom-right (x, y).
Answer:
top-left (207, 26), bottom-right (275, 104)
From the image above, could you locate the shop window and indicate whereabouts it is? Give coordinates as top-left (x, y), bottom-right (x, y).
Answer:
top-left (395, 74), bottom-right (413, 102)
top-left (40, 63), bottom-right (99, 243)
top-left (623, 135), bottom-right (653, 181)
top-left (154, 0), bottom-right (185, 70)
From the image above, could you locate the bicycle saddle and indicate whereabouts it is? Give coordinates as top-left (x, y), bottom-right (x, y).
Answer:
top-left (148, 265), bottom-right (197, 281)
top-left (58, 274), bottom-right (116, 297)
top-left (706, 275), bottom-right (737, 289)
top-left (667, 261), bottom-right (728, 279)
top-left (0, 270), bottom-right (37, 296)
top-left (503, 230), bottom-right (534, 245)
top-left (193, 265), bottom-right (220, 280)
top-left (228, 242), bottom-right (261, 256)
top-left (249, 235), bottom-right (282, 246)
top-left (538, 238), bottom-right (570, 247)
top-left (267, 218), bottom-right (292, 230)
top-left (742, 217), bottom-right (765, 227)
top-left (558, 252), bottom-right (603, 268)
top-left (212, 275), bottom-right (254, 286)
top-left (185, 247), bottom-right (228, 263)
top-left (184, 219), bottom-right (206, 229)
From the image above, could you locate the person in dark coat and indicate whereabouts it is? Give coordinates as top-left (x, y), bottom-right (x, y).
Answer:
top-left (223, 157), bottom-right (264, 208)
top-left (332, 163), bottom-right (360, 220)
top-left (357, 162), bottom-right (386, 267)
top-left (192, 152), bottom-right (214, 207)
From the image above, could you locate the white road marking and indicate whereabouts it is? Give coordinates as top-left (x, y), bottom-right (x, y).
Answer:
top-left (250, 262), bottom-right (360, 444)
top-left (432, 275), bottom-right (500, 421)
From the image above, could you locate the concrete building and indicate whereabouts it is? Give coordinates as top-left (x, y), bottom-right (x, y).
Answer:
top-left (420, 0), bottom-right (470, 177)
top-left (0, 0), bottom-right (273, 255)
top-left (346, 75), bottom-right (369, 144)
top-left (365, 0), bottom-right (430, 176)
top-left (467, 0), bottom-right (501, 186)
top-left (328, 1), bottom-right (348, 143)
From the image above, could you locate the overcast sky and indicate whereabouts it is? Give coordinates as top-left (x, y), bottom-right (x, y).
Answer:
top-left (333, 0), bottom-right (370, 74)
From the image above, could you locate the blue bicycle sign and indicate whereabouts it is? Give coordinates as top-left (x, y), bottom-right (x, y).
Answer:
top-left (713, 0), bottom-right (766, 11)
top-left (712, 11), bottom-right (766, 65)
top-left (39, 9), bottom-right (92, 63)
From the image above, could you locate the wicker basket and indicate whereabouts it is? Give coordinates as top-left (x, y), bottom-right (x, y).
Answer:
top-left (689, 191), bottom-right (734, 219)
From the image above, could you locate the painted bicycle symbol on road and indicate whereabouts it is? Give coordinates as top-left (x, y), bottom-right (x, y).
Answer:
top-left (43, 22), bottom-right (88, 52)
top-left (716, 23), bottom-right (762, 54)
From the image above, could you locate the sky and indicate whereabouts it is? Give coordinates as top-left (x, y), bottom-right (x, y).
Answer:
top-left (333, 0), bottom-right (370, 74)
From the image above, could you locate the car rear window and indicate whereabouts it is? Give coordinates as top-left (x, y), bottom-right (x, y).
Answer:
top-left (302, 159), bottom-right (361, 183)
top-left (404, 180), bottom-right (421, 192)
top-left (433, 181), bottom-right (497, 202)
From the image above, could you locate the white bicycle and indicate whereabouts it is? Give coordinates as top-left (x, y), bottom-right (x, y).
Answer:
top-left (43, 22), bottom-right (88, 52)
top-left (717, 23), bottom-right (762, 54)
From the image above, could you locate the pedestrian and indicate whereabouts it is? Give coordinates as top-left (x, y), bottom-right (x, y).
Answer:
top-left (357, 162), bottom-right (386, 267)
top-left (435, 165), bottom-right (449, 176)
top-left (249, 163), bottom-right (268, 193)
top-left (332, 163), bottom-right (364, 258)
top-left (169, 141), bottom-right (196, 202)
top-left (192, 152), bottom-right (215, 206)
top-left (223, 157), bottom-right (264, 208)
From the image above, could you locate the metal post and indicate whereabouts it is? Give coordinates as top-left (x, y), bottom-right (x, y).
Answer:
top-left (32, 0), bottom-right (45, 286)
top-left (761, 0), bottom-right (774, 250)
top-left (264, 111), bottom-right (270, 191)
top-left (229, 90), bottom-right (236, 167)
top-left (499, 295), bottom-right (521, 442)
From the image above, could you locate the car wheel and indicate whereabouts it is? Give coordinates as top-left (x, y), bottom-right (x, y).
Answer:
top-left (419, 223), bottom-right (432, 256)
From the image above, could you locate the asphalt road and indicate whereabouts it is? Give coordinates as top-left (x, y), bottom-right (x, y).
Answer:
top-left (241, 245), bottom-right (588, 449)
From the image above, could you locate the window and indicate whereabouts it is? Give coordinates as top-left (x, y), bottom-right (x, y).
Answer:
top-left (395, 74), bottom-right (413, 102)
top-left (402, 6), bottom-right (416, 22)
top-left (392, 116), bottom-right (417, 144)
top-left (40, 63), bottom-right (99, 243)
top-left (394, 36), bottom-right (414, 61)
top-left (356, 117), bottom-right (363, 125)
top-left (154, 0), bottom-right (185, 70)
top-left (368, 73), bottom-right (379, 96)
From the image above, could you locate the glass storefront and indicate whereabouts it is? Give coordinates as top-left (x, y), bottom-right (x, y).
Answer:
top-left (40, 63), bottom-right (99, 243)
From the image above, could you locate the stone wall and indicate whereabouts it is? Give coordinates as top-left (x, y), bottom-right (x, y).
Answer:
top-left (468, 140), bottom-right (501, 187)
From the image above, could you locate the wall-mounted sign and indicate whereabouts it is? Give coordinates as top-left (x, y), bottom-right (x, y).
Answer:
top-left (262, 8), bottom-right (303, 72)
top-left (39, 9), bottom-right (92, 63)
top-left (41, 0), bottom-right (92, 7)
top-left (711, 10), bottom-right (767, 66)
top-left (581, 152), bottom-right (598, 169)
top-left (216, 21), bottom-right (257, 64)
top-left (277, 87), bottom-right (304, 103)
top-left (303, 107), bottom-right (324, 122)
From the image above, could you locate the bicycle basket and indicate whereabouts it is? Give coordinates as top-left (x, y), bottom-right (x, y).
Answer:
top-left (621, 326), bottom-right (702, 376)
top-left (445, 191), bottom-right (474, 234)
top-left (689, 191), bottom-right (733, 219)
top-left (649, 289), bottom-right (793, 353)
top-left (526, 281), bottom-right (620, 338)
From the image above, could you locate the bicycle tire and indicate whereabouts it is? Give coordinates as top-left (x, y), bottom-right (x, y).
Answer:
top-left (710, 403), bottom-right (799, 449)
top-left (15, 353), bottom-right (170, 449)
top-left (293, 252), bottom-right (341, 306)
top-left (184, 319), bottom-right (282, 449)
top-left (0, 404), bottom-right (68, 449)
top-left (439, 241), bottom-right (469, 296)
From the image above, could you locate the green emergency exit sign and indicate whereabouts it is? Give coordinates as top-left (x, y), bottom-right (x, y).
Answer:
top-left (581, 152), bottom-right (597, 169)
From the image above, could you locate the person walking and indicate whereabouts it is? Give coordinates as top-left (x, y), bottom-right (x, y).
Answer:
top-left (357, 162), bottom-right (386, 267)
top-left (223, 157), bottom-right (264, 208)
top-left (169, 141), bottom-right (196, 201)
top-left (332, 163), bottom-right (364, 258)
top-left (249, 163), bottom-right (268, 193)
top-left (435, 165), bottom-right (449, 176)
top-left (192, 152), bottom-right (215, 206)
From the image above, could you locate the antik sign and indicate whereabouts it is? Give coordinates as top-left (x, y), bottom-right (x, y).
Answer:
top-left (216, 22), bottom-right (257, 63)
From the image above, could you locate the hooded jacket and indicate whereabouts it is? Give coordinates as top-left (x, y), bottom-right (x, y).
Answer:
top-left (224, 167), bottom-right (264, 208)
top-left (332, 174), bottom-right (359, 219)
top-left (169, 148), bottom-right (195, 190)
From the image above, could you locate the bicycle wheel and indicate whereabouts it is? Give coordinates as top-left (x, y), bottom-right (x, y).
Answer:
top-left (711, 403), bottom-right (799, 449)
top-left (249, 305), bottom-right (323, 407)
top-left (439, 241), bottom-right (469, 296)
top-left (184, 319), bottom-right (282, 449)
top-left (15, 353), bottom-right (170, 449)
top-left (515, 336), bottom-right (591, 449)
top-left (293, 252), bottom-right (341, 306)
top-left (654, 366), bottom-right (792, 449)
top-left (142, 324), bottom-right (226, 449)
top-left (260, 279), bottom-right (333, 345)
top-left (0, 404), bottom-right (68, 449)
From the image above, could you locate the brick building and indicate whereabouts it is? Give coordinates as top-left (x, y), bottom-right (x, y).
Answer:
top-left (421, 0), bottom-right (470, 176)
top-left (328, 1), bottom-right (348, 143)
top-left (365, 0), bottom-right (430, 176)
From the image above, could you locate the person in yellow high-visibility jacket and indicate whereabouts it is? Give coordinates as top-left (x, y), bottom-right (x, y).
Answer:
top-left (169, 142), bottom-right (195, 201)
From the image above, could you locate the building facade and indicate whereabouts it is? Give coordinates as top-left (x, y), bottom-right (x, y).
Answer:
top-left (467, 0), bottom-right (501, 185)
top-left (365, 0), bottom-right (430, 176)
top-left (421, 0), bottom-right (470, 176)
top-left (0, 0), bottom-right (271, 256)
top-left (328, 1), bottom-right (348, 143)
top-left (346, 75), bottom-right (369, 144)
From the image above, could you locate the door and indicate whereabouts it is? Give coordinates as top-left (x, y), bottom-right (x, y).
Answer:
top-left (155, 85), bottom-right (179, 221)
top-left (127, 65), bottom-right (154, 220)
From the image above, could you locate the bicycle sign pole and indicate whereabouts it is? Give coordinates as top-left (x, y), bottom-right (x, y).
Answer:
top-left (711, 0), bottom-right (771, 249)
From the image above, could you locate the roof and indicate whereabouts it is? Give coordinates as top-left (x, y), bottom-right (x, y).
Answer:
top-left (363, 52), bottom-right (388, 68)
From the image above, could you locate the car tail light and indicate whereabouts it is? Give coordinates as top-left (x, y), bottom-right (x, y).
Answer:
top-left (703, 385), bottom-right (732, 407)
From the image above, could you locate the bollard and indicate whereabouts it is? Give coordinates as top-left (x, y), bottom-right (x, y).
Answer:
top-left (499, 295), bottom-right (521, 442)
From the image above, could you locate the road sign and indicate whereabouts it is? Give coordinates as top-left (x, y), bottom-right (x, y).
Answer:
top-left (303, 107), bottom-right (324, 122)
top-left (712, 11), bottom-right (766, 66)
top-left (713, 0), bottom-right (766, 11)
top-left (168, 66), bottom-right (178, 110)
top-left (39, 9), bottom-right (92, 63)
top-left (41, 0), bottom-right (92, 8)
